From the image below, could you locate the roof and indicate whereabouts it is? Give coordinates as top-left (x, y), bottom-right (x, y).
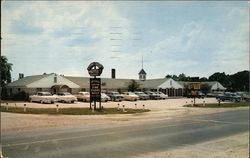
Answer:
top-left (65, 76), bottom-right (133, 89)
top-left (7, 73), bottom-right (52, 87)
top-left (158, 78), bottom-right (183, 89)
top-left (7, 73), bottom-right (225, 90)
top-left (138, 69), bottom-right (147, 75)
top-left (139, 78), bottom-right (168, 89)
top-left (177, 81), bottom-right (226, 90)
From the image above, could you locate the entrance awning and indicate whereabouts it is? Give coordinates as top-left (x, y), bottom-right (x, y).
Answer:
top-left (51, 85), bottom-right (69, 89)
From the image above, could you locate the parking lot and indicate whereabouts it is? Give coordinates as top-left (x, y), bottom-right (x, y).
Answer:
top-left (2, 97), bottom-right (219, 110)
top-left (2, 97), bottom-right (248, 132)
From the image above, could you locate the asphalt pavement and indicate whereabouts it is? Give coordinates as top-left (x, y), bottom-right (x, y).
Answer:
top-left (1, 109), bottom-right (249, 158)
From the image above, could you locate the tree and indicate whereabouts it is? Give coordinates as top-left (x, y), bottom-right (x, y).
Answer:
top-left (228, 70), bottom-right (249, 92)
top-left (199, 77), bottom-right (208, 82)
top-left (1, 56), bottom-right (13, 87)
top-left (128, 80), bottom-right (140, 92)
top-left (165, 74), bottom-right (179, 80)
top-left (200, 84), bottom-right (211, 94)
top-left (178, 73), bottom-right (189, 81)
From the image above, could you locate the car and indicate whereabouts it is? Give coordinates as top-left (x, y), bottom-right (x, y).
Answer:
top-left (197, 92), bottom-right (205, 98)
top-left (155, 91), bottom-right (168, 99)
top-left (30, 92), bottom-right (57, 104)
top-left (55, 92), bottom-right (77, 103)
top-left (236, 92), bottom-right (250, 101)
top-left (145, 91), bottom-right (161, 100)
top-left (216, 92), bottom-right (241, 102)
top-left (106, 91), bottom-right (123, 102)
top-left (134, 92), bottom-right (150, 100)
top-left (187, 91), bottom-right (205, 99)
top-left (121, 92), bottom-right (139, 101)
top-left (101, 93), bottom-right (111, 102)
top-left (206, 93), bottom-right (217, 97)
top-left (75, 91), bottom-right (90, 102)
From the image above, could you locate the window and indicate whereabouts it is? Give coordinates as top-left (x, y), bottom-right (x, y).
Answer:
top-left (81, 88), bottom-right (86, 91)
top-left (102, 82), bottom-right (106, 86)
top-left (18, 88), bottom-right (21, 92)
top-left (37, 88), bottom-right (42, 92)
top-left (54, 75), bottom-right (57, 83)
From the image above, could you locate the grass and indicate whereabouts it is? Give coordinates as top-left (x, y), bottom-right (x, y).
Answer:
top-left (0, 106), bottom-right (150, 115)
top-left (184, 101), bottom-right (250, 108)
top-left (1, 100), bottom-right (28, 103)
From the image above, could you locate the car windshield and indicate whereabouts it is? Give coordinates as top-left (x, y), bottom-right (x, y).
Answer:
top-left (112, 92), bottom-right (119, 95)
top-left (80, 92), bottom-right (89, 95)
top-left (42, 93), bottom-right (52, 96)
top-left (63, 92), bottom-right (71, 95)
top-left (128, 92), bottom-right (135, 95)
top-left (136, 92), bottom-right (143, 94)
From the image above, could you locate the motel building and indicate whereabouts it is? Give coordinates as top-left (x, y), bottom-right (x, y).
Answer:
top-left (6, 68), bottom-right (226, 97)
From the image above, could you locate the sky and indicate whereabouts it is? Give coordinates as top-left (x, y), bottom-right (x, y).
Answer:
top-left (1, 1), bottom-right (249, 80)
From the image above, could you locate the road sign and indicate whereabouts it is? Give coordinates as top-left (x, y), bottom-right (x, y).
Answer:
top-left (90, 78), bottom-right (101, 101)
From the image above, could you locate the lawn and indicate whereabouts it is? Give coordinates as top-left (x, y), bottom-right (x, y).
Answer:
top-left (0, 106), bottom-right (150, 115)
top-left (184, 101), bottom-right (250, 108)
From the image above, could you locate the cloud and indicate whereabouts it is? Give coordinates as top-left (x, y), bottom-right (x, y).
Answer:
top-left (2, 1), bottom-right (249, 80)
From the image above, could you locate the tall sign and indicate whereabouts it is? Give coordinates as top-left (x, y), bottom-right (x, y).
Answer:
top-left (87, 62), bottom-right (104, 110)
top-left (90, 78), bottom-right (101, 101)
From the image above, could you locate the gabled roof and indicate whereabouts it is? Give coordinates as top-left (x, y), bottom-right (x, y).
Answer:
top-left (65, 76), bottom-right (133, 89)
top-left (177, 81), bottom-right (226, 90)
top-left (158, 78), bottom-right (183, 89)
top-left (202, 81), bottom-right (226, 90)
top-left (7, 73), bottom-right (52, 87)
top-left (139, 78), bottom-right (168, 89)
top-left (138, 69), bottom-right (147, 75)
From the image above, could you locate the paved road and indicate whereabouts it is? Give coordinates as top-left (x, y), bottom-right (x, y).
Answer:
top-left (1, 109), bottom-right (249, 158)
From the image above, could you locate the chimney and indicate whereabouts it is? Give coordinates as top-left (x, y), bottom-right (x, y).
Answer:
top-left (111, 69), bottom-right (116, 79)
top-left (18, 73), bottom-right (24, 80)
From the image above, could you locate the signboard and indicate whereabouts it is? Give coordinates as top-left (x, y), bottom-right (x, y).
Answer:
top-left (90, 78), bottom-right (101, 101)
top-left (87, 62), bottom-right (103, 109)
top-left (87, 62), bottom-right (104, 77)
top-left (188, 83), bottom-right (201, 90)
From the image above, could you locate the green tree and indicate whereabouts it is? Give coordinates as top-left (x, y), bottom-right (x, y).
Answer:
top-left (208, 72), bottom-right (229, 88)
top-left (199, 77), bottom-right (208, 82)
top-left (200, 84), bottom-right (211, 94)
top-left (178, 73), bottom-right (189, 81)
top-left (228, 70), bottom-right (249, 92)
top-left (1, 56), bottom-right (13, 87)
top-left (128, 80), bottom-right (140, 92)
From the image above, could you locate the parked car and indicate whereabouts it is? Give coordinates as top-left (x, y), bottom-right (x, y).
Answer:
top-left (187, 91), bottom-right (205, 99)
top-left (206, 93), bottom-right (217, 97)
top-left (216, 92), bottom-right (241, 102)
top-left (55, 92), bottom-right (77, 103)
top-left (155, 92), bottom-right (168, 99)
top-left (30, 92), bottom-right (57, 104)
top-left (236, 92), bottom-right (250, 101)
top-left (121, 92), bottom-right (139, 101)
top-left (75, 92), bottom-right (90, 102)
top-left (106, 91), bottom-right (123, 102)
top-left (134, 92), bottom-right (150, 100)
top-left (101, 93), bottom-right (111, 102)
top-left (145, 91), bottom-right (161, 100)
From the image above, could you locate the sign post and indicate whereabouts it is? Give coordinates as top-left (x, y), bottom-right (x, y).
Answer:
top-left (87, 62), bottom-right (104, 110)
